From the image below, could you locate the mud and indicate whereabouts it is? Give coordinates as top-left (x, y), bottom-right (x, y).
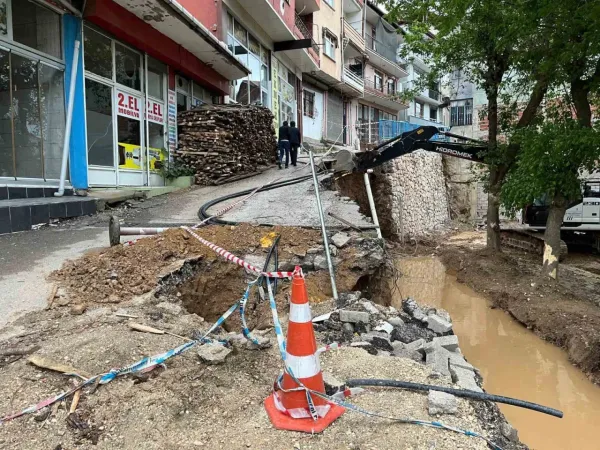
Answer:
top-left (394, 255), bottom-right (600, 450)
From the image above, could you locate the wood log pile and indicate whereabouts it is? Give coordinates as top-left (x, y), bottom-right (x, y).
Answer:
top-left (175, 104), bottom-right (277, 185)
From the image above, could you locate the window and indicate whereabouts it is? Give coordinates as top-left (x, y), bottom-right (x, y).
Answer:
top-left (374, 71), bottom-right (383, 92)
top-left (429, 107), bottom-right (438, 122)
top-left (324, 0), bottom-right (334, 8)
top-left (304, 90), bottom-right (315, 118)
top-left (416, 101), bottom-right (424, 118)
top-left (84, 27), bottom-right (112, 79)
top-left (387, 78), bottom-right (396, 95)
top-left (324, 32), bottom-right (336, 59)
top-left (11, 0), bottom-right (62, 59)
top-left (450, 99), bottom-right (473, 126)
top-left (85, 79), bottom-right (114, 167)
top-left (147, 57), bottom-right (166, 100)
top-left (115, 43), bottom-right (142, 91)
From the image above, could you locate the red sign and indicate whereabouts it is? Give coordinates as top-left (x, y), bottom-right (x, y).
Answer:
top-left (116, 90), bottom-right (141, 119)
top-left (146, 100), bottom-right (164, 124)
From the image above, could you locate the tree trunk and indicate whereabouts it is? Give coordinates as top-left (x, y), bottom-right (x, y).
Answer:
top-left (486, 85), bottom-right (502, 250)
top-left (542, 193), bottom-right (567, 280)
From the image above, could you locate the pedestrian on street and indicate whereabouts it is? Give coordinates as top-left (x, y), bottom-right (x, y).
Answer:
top-left (278, 120), bottom-right (291, 169)
top-left (289, 121), bottom-right (301, 167)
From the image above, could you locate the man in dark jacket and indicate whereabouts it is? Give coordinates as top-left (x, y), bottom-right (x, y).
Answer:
top-left (289, 121), bottom-right (301, 167)
top-left (277, 121), bottom-right (291, 169)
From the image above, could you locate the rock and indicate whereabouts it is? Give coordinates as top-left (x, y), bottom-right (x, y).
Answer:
top-left (331, 232), bottom-right (351, 248)
top-left (402, 298), bottom-right (427, 322)
top-left (387, 317), bottom-right (404, 327)
top-left (432, 335), bottom-right (459, 352)
top-left (374, 321), bottom-right (394, 334)
top-left (156, 302), bottom-right (183, 315)
top-left (227, 333), bottom-right (248, 348)
top-left (197, 344), bottom-right (232, 365)
top-left (329, 245), bottom-right (338, 257)
top-left (245, 335), bottom-right (271, 350)
top-left (449, 365), bottom-right (482, 392)
top-left (338, 291), bottom-right (361, 305)
top-left (313, 255), bottom-right (329, 271)
top-left (435, 308), bottom-right (452, 323)
top-left (342, 323), bottom-right (355, 333)
top-left (350, 341), bottom-right (370, 348)
top-left (55, 297), bottom-right (71, 307)
top-left (391, 341), bottom-right (405, 352)
top-left (392, 349), bottom-right (423, 362)
top-left (107, 294), bottom-right (120, 303)
top-left (448, 352), bottom-right (475, 371)
top-left (428, 391), bottom-right (458, 415)
top-left (425, 341), bottom-right (450, 376)
top-left (390, 323), bottom-right (435, 344)
top-left (360, 300), bottom-right (380, 316)
top-left (387, 306), bottom-right (398, 315)
top-left (361, 333), bottom-right (393, 352)
top-left (339, 310), bottom-right (370, 324)
top-left (306, 246), bottom-right (324, 254)
top-left (322, 372), bottom-right (344, 390)
top-left (404, 338), bottom-right (425, 353)
top-left (427, 315), bottom-right (452, 333)
top-left (324, 319), bottom-right (342, 331)
top-left (500, 422), bottom-right (519, 442)
top-left (70, 304), bottom-right (87, 315)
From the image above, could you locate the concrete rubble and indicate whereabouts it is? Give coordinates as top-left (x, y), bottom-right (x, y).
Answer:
top-left (428, 390), bottom-right (458, 415)
top-left (197, 343), bottom-right (232, 365)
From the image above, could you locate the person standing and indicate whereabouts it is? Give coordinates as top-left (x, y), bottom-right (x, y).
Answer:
top-left (277, 121), bottom-right (291, 169)
top-left (289, 121), bottom-right (301, 167)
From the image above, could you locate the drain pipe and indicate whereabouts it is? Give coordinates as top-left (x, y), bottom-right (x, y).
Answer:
top-left (55, 39), bottom-right (80, 197)
top-left (364, 169), bottom-right (383, 239)
top-left (309, 150), bottom-right (339, 304)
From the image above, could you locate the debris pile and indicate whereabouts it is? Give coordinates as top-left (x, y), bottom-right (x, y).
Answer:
top-left (175, 104), bottom-right (277, 185)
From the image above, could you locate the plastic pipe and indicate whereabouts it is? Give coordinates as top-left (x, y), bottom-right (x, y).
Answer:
top-left (364, 170), bottom-right (383, 239)
top-left (309, 149), bottom-right (339, 303)
top-left (346, 378), bottom-right (564, 418)
top-left (55, 40), bottom-right (80, 197)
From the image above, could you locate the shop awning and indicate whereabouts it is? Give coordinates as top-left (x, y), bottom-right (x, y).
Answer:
top-left (111, 0), bottom-right (249, 81)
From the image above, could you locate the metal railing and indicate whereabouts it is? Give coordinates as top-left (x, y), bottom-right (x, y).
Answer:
top-left (365, 35), bottom-right (398, 63)
top-left (428, 88), bottom-right (441, 101)
top-left (363, 77), bottom-right (404, 103)
top-left (295, 13), bottom-right (320, 56)
top-left (356, 119), bottom-right (448, 145)
top-left (343, 19), bottom-right (365, 48)
top-left (343, 66), bottom-right (364, 90)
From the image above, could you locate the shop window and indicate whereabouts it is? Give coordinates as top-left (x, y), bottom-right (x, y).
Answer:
top-left (147, 121), bottom-right (165, 171)
top-left (84, 27), bottom-right (112, 80)
top-left (115, 43), bottom-right (141, 91)
top-left (147, 57), bottom-right (166, 100)
top-left (176, 92), bottom-right (188, 113)
top-left (117, 116), bottom-right (141, 169)
top-left (40, 63), bottom-right (65, 179)
top-left (12, 0), bottom-right (61, 59)
top-left (0, 49), bottom-right (10, 177)
top-left (248, 53), bottom-right (262, 104)
top-left (85, 79), bottom-right (114, 167)
top-left (12, 53), bottom-right (42, 178)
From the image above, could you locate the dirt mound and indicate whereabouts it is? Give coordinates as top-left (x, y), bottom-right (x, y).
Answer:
top-left (51, 224), bottom-right (323, 306)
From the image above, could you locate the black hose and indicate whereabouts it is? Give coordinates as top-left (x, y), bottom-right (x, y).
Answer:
top-left (198, 174), bottom-right (314, 226)
top-left (256, 234), bottom-right (281, 302)
top-left (346, 378), bottom-right (564, 419)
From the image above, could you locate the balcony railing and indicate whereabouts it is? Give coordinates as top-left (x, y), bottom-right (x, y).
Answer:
top-left (403, 80), bottom-right (442, 102)
top-left (343, 19), bottom-right (365, 49)
top-left (428, 89), bottom-right (441, 101)
top-left (343, 66), bottom-right (364, 91)
top-left (364, 77), bottom-right (404, 103)
top-left (357, 119), bottom-right (447, 145)
top-left (295, 13), bottom-right (320, 55)
top-left (365, 35), bottom-right (398, 64)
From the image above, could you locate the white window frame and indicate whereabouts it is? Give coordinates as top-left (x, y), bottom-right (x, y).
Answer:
top-left (324, 33), bottom-right (336, 60)
top-left (0, 0), bottom-right (64, 65)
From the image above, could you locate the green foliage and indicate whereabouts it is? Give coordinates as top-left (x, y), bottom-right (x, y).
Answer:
top-left (501, 119), bottom-right (600, 215)
top-left (159, 160), bottom-right (195, 180)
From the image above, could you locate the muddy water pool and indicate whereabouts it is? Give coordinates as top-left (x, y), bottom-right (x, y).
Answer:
top-left (393, 256), bottom-right (600, 450)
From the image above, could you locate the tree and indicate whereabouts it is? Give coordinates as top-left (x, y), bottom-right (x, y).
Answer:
top-left (382, 0), bottom-right (552, 251)
top-left (501, 118), bottom-right (600, 278)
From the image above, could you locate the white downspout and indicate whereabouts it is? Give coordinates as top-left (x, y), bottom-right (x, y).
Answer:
top-left (55, 40), bottom-right (80, 197)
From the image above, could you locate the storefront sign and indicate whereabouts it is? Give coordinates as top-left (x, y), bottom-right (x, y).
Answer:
top-left (116, 90), bottom-right (141, 119)
top-left (147, 99), bottom-right (165, 124)
top-left (167, 90), bottom-right (177, 154)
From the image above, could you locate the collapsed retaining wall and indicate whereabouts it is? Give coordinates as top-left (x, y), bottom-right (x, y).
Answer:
top-left (338, 151), bottom-right (450, 240)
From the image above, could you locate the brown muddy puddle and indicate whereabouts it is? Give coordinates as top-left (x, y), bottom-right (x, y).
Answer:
top-left (393, 256), bottom-right (600, 450)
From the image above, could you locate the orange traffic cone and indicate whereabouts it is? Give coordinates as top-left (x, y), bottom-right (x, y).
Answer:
top-left (265, 267), bottom-right (345, 433)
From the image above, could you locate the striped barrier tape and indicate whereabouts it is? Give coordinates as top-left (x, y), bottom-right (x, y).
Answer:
top-left (262, 277), bottom-right (503, 450)
top-left (0, 280), bottom-right (261, 424)
top-left (182, 226), bottom-right (295, 279)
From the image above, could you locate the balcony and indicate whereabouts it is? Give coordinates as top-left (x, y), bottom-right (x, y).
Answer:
top-left (365, 35), bottom-right (408, 78)
top-left (296, 0), bottom-right (320, 14)
top-left (403, 80), bottom-right (444, 105)
top-left (343, 19), bottom-right (365, 51)
top-left (295, 14), bottom-right (320, 57)
top-left (341, 66), bottom-right (364, 96)
top-left (363, 77), bottom-right (409, 111)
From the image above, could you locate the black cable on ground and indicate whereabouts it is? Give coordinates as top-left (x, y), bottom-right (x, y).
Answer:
top-left (346, 378), bottom-right (563, 419)
top-left (198, 174), bottom-right (314, 226)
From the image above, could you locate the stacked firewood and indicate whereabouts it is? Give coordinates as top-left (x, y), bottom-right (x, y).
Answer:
top-left (175, 104), bottom-right (277, 185)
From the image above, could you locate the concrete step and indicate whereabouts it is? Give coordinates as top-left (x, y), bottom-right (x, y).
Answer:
top-left (0, 196), bottom-right (98, 235)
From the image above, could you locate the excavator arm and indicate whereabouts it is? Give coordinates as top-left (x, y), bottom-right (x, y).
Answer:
top-left (336, 125), bottom-right (487, 172)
